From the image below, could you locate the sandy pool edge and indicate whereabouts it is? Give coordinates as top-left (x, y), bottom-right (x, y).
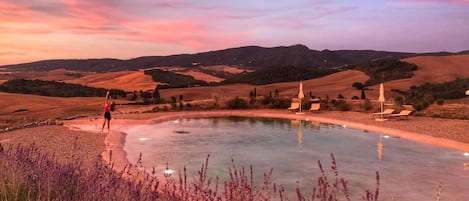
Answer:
top-left (63, 110), bottom-right (469, 171)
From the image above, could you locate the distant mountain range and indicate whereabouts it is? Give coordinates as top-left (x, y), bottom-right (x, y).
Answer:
top-left (2, 44), bottom-right (468, 72)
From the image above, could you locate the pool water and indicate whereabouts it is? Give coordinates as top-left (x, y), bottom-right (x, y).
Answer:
top-left (123, 117), bottom-right (469, 201)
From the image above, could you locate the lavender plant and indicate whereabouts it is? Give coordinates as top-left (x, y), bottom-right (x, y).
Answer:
top-left (0, 142), bottom-right (381, 201)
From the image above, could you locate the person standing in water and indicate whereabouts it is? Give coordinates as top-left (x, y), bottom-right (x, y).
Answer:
top-left (102, 91), bottom-right (111, 133)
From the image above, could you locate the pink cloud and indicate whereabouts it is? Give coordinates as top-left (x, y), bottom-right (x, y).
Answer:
top-left (0, 0), bottom-right (249, 51)
top-left (397, 0), bottom-right (469, 5)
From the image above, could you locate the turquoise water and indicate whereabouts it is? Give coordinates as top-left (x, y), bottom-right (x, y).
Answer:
top-left (123, 117), bottom-right (469, 201)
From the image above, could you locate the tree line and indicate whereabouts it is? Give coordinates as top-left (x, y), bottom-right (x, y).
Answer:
top-left (0, 79), bottom-right (126, 97)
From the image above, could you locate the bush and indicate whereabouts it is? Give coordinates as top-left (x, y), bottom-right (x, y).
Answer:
top-left (436, 99), bottom-right (444, 105)
top-left (226, 97), bottom-right (248, 109)
top-left (261, 96), bottom-right (274, 105)
top-left (0, 144), bottom-right (382, 201)
top-left (394, 96), bottom-right (404, 106)
top-left (333, 99), bottom-right (351, 111)
top-left (362, 99), bottom-right (373, 111)
top-left (270, 98), bottom-right (291, 109)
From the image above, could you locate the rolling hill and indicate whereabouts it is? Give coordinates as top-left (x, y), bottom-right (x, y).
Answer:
top-left (1, 44), bottom-right (418, 72)
top-left (66, 71), bottom-right (159, 92)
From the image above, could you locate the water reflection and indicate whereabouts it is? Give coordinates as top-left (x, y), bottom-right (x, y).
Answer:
top-left (310, 120), bottom-right (321, 130)
top-left (290, 119), bottom-right (304, 152)
top-left (297, 120), bottom-right (303, 152)
top-left (377, 134), bottom-right (384, 160)
top-left (123, 117), bottom-right (469, 201)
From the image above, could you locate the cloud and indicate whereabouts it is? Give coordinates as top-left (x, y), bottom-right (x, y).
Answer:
top-left (394, 0), bottom-right (469, 6)
top-left (0, 51), bottom-right (24, 56)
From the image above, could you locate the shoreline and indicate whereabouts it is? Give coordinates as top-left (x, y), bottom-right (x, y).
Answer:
top-left (63, 110), bottom-right (469, 170)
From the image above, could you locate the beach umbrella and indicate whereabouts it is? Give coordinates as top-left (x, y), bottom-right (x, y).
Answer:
top-left (378, 83), bottom-right (385, 103)
top-left (378, 83), bottom-right (385, 118)
top-left (298, 81), bottom-right (305, 112)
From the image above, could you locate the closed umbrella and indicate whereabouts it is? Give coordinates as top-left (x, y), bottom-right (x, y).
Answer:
top-left (378, 83), bottom-right (385, 120)
top-left (298, 81), bottom-right (305, 113)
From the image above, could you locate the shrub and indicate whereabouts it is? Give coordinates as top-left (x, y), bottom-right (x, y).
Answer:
top-left (362, 99), bottom-right (373, 111)
top-left (333, 99), bottom-right (351, 111)
top-left (270, 98), bottom-right (291, 109)
top-left (436, 99), bottom-right (444, 105)
top-left (179, 102), bottom-right (184, 109)
top-left (261, 96), bottom-right (274, 105)
top-left (351, 96), bottom-right (359, 100)
top-left (394, 96), bottom-right (404, 106)
top-left (226, 97), bottom-right (248, 109)
top-left (0, 143), bottom-right (383, 201)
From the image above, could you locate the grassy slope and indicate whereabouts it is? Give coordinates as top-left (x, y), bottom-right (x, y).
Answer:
top-left (1, 55), bottom-right (467, 127)
top-left (66, 71), bottom-right (159, 91)
top-left (0, 92), bottom-right (104, 127)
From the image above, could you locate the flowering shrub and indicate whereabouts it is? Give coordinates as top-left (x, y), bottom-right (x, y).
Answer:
top-left (0, 143), bottom-right (380, 201)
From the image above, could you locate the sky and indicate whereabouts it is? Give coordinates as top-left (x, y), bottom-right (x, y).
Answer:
top-left (1, 0), bottom-right (469, 65)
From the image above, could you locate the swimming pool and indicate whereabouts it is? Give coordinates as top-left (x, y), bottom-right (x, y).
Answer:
top-left (123, 116), bottom-right (469, 200)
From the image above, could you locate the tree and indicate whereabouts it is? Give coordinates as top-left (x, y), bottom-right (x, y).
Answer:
top-left (249, 91), bottom-right (255, 98)
top-left (152, 87), bottom-right (160, 103)
top-left (170, 96), bottom-right (177, 109)
top-left (274, 88), bottom-right (279, 98)
top-left (352, 82), bottom-right (364, 90)
top-left (360, 89), bottom-right (366, 100)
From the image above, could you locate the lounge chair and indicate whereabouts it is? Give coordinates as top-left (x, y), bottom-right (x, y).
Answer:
top-left (310, 103), bottom-right (320, 112)
top-left (288, 98), bottom-right (300, 111)
top-left (389, 110), bottom-right (413, 120)
top-left (372, 109), bottom-right (395, 118)
top-left (288, 102), bottom-right (300, 111)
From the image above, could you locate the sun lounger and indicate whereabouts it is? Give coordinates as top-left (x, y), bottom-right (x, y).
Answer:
top-left (288, 102), bottom-right (300, 110)
top-left (310, 103), bottom-right (320, 112)
top-left (288, 98), bottom-right (300, 111)
top-left (389, 110), bottom-right (413, 120)
top-left (372, 109), bottom-right (395, 117)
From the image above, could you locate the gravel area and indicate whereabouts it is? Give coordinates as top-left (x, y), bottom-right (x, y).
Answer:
top-left (316, 111), bottom-right (469, 144)
top-left (0, 125), bottom-right (105, 168)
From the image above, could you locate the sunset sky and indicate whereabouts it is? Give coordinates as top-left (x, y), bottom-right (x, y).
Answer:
top-left (1, 0), bottom-right (469, 65)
